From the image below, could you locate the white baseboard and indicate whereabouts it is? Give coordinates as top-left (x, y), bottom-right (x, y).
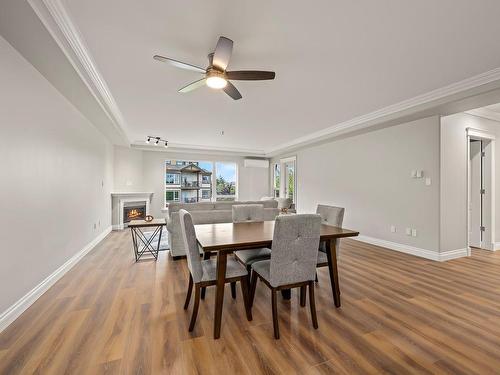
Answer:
top-left (353, 235), bottom-right (468, 262)
top-left (493, 242), bottom-right (500, 251)
top-left (0, 226), bottom-right (112, 334)
top-left (112, 224), bottom-right (124, 231)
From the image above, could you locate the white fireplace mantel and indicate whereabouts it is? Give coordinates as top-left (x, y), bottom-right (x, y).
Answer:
top-left (111, 192), bottom-right (154, 230)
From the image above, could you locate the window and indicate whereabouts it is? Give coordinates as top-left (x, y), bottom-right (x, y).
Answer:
top-left (164, 160), bottom-right (237, 206)
top-left (215, 162), bottom-right (237, 201)
top-left (273, 163), bottom-right (280, 198)
top-left (201, 189), bottom-right (211, 200)
top-left (281, 157), bottom-right (296, 203)
top-left (166, 173), bottom-right (180, 184)
top-left (165, 190), bottom-right (180, 202)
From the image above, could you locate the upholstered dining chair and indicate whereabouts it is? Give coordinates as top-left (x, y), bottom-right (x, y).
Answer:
top-left (316, 204), bottom-right (345, 267)
top-left (296, 205), bottom-right (346, 307)
top-left (233, 204), bottom-right (272, 280)
top-left (179, 209), bottom-right (252, 331)
top-left (250, 214), bottom-right (321, 339)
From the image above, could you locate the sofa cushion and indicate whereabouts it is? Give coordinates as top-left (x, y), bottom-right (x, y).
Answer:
top-left (214, 202), bottom-right (235, 210)
top-left (276, 197), bottom-right (293, 209)
top-left (169, 202), bottom-right (214, 213)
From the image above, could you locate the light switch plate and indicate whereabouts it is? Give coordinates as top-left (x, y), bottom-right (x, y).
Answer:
top-left (416, 170), bottom-right (423, 178)
top-left (411, 229), bottom-right (417, 237)
top-left (411, 170), bottom-right (417, 178)
top-left (390, 225), bottom-right (396, 233)
top-left (406, 228), bottom-right (412, 236)
top-left (425, 177), bottom-right (431, 186)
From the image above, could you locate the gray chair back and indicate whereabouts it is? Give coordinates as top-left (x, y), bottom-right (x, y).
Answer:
top-left (316, 204), bottom-right (345, 250)
top-left (232, 204), bottom-right (264, 223)
top-left (270, 214), bottom-right (321, 287)
top-left (179, 209), bottom-right (203, 283)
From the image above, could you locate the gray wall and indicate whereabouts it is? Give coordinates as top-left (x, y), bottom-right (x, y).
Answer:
top-left (271, 116), bottom-right (441, 252)
top-left (113, 146), bottom-right (270, 219)
top-left (440, 113), bottom-right (500, 251)
top-left (0, 36), bottom-right (113, 314)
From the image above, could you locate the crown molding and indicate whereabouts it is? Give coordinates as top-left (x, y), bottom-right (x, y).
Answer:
top-left (265, 67), bottom-right (500, 157)
top-left (27, 0), bottom-right (130, 145)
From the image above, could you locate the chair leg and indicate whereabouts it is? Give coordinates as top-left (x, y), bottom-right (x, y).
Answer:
top-left (300, 285), bottom-right (307, 307)
top-left (315, 272), bottom-right (318, 283)
top-left (271, 289), bottom-right (280, 339)
top-left (250, 271), bottom-right (258, 308)
top-left (184, 274), bottom-right (193, 310)
top-left (240, 277), bottom-right (253, 321)
top-left (200, 252), bottom-right (212, 300)
top-left (231, 282), bottom-right (237, 299)
top-left (189, 285), bottom-right (201, 332)
top-left (308, 281), bottom-right (318, 329)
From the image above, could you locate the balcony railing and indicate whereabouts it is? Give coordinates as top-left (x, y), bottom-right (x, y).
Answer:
top-left (181, 181), bottom-right (200, 188)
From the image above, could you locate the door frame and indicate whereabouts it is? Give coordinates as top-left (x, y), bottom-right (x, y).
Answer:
top-left (466, 127), bottom-right (495, 253)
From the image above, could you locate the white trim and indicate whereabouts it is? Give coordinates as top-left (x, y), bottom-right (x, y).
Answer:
top-left (353, 235), bottom-right (468, 261)
top-left (266, 67), bottom-right (500, 156)
top-left (0, 226), bottom-right (112, 333)
top-left (466, 127), bottom-right (496, 140)
top-left (27, 0), bottom-right (129, 145)
top-left (493, 242), bottom-right (500, 250)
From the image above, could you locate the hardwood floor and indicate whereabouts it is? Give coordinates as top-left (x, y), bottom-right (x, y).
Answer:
top-left (1, 231), bottom-right (500, 374)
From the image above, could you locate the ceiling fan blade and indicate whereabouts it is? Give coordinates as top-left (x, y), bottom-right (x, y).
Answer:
top-left (226, 70), bottom-right (276, 80)
top-left (223, 81), bottom-right (242, 100)
top-left (179, 78), bottom-right (207, 93)
top-left (212, 36), bottom-right (233, 71)
top-left (153, 55), bottom-right (206, 73)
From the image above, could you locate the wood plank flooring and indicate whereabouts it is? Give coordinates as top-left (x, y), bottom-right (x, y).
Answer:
top-left (1, 230), bottom-right (500, 374)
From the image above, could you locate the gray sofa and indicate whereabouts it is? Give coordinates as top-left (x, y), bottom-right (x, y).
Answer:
top-left (167, 200), bottom-right (280, 257)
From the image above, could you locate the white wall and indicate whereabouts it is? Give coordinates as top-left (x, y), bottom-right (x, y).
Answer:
top-left (271, 116), bottom-right (441, 252)
top-left (440, 113), bottom-right (500, 251)
top-left (113, 146), bottom-right (270, 219)
top-left (0, 37), bottom-right (113, 315)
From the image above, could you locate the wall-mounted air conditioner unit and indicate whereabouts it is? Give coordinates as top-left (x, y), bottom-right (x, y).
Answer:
top-left (244, 158), bottom-right (269, 168)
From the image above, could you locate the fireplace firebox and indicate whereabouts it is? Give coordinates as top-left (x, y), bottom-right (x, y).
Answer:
top-left (123, 204), bottom-right (146, 224)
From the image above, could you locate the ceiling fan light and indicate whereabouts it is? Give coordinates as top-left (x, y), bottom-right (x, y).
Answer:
top-left (206, 76), bottom-right (227, 89)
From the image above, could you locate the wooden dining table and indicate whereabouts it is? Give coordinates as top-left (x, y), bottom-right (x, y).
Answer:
top-left (195, 220), bottom-right (359, 339)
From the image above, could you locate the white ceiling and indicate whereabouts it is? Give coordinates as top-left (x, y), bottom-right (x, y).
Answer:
top-left (64, 0), bottom-right (500, 153)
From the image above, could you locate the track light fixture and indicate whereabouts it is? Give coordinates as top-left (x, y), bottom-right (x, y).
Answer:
top-left (146, 136), bottom-right (168, 148)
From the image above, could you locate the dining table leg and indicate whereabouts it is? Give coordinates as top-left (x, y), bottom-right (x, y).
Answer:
top-left (326, 239), bottom-right (341, 307)
top-left (213, 251), bottom-right (227, 339)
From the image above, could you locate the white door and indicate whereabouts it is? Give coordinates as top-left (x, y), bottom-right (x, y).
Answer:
top-left (469, 140), bottom-right (482, 248)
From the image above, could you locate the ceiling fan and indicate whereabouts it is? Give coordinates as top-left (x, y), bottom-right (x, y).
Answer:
top-left (153, 36), bottom-right (275, 100)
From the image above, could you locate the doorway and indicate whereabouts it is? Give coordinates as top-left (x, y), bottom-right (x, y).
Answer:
top-left (466, 128), bottom-right (495, 251)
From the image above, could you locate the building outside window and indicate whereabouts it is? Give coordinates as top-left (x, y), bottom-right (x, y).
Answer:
top-left (164, 160), bottom-right (237, 206)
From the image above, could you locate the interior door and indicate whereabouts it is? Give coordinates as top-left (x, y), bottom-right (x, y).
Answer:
top-left (469, 140), bottom-right (482, 248)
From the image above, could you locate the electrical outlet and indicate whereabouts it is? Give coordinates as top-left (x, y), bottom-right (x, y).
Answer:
top-left (390, 225), bottom-right (396, 233)
top-left (425, 177), bottom-right (431, 186)
top-left (406, 228), bottom-right (412, 236)
top-left (411, 229), bottom-right (417, 237)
